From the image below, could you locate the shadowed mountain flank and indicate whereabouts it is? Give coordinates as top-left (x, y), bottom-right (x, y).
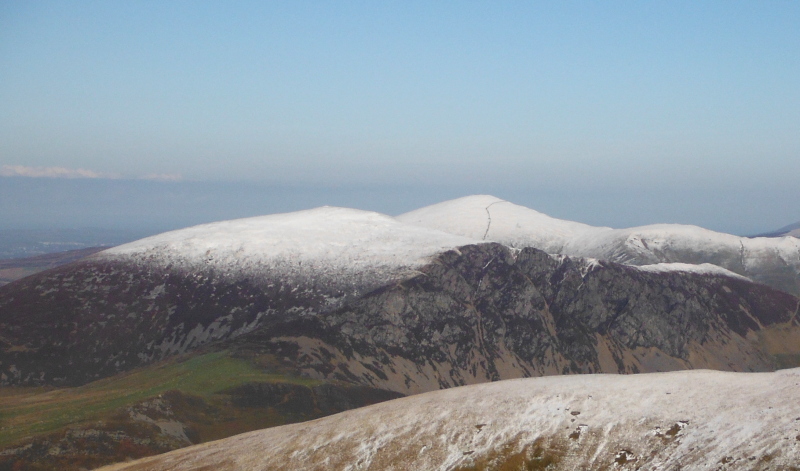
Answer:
top-left (1, 243), bottom-right (797, 392)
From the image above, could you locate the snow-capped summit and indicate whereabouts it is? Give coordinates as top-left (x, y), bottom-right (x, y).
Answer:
top-left (100, 206), bottom-right (481, 295)
top-left (396, 195), bottom-right (610, 254)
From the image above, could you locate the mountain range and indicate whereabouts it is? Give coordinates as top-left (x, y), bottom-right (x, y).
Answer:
top-left (0, 195), bottom-right (798, 469)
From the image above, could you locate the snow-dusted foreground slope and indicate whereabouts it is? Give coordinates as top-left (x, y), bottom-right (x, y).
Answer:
top-left (398, 195), bottom-right (800, 295)
top-left (100, 368), bottom-right (800, 471)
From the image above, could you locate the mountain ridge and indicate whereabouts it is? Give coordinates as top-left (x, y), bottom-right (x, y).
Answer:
top-left (2, 198), bottom-right (798, 391)
top-left (398, 195), bottom-right (800, 295)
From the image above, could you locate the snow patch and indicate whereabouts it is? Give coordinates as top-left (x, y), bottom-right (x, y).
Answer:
top-left (635, 263), bottom-right (751, 281)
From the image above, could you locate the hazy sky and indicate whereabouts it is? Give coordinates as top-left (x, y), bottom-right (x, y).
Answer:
top-left (1, 1), bottom-right (799, 235)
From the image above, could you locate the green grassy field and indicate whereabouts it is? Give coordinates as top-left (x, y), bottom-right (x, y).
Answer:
top-left (0, 350), bottom-right (320, 447)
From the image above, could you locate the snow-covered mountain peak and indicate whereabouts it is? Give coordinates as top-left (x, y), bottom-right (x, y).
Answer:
top-left (397, 195), bottom-right (608, 253)
top-left (98, 206), bottom-right (484, 294)
top-left (89, 196), bottom-right (799, 296)
top-left (395, 194), bottom-right (509, 238)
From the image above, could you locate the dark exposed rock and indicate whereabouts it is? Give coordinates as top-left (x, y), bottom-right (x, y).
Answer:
top-left (0, 243), bottom-right (798, 392)
top-left (265, 244), bottom-right (799, 391)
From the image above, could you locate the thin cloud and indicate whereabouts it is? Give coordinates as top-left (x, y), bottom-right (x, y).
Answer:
top-left (0, 165), bottom-right (119, 179)
top-left (1, 165), bottom-right (183, 181)
top-left (141, 173), bottom-right (183, 182)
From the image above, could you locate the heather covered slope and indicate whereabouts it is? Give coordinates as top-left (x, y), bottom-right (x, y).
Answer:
top-left (99, 368), bottom-right (800, 471)
top-left (0, 349), bottom-right (402, 471)
top-left (398, 195), bottom-right (800, 295)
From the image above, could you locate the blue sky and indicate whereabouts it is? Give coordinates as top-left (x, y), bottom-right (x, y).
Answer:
top-left (1, 1), bottom-right (799, 234)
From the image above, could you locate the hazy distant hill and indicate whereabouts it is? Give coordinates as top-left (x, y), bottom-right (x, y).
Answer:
top-left (0, 247), bottom-right (108, 286)
top-left (0, 228), bottom-right (144, 259)
top-left (754, 220), bottom-right (800, 238)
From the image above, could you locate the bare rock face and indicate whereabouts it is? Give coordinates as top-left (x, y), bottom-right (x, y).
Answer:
top-left (1, 243), bottom-right (798, 392)
top-left (0, 256), bottom-right (345, 386)
top-left (252, 243), bottom-right (799, 394)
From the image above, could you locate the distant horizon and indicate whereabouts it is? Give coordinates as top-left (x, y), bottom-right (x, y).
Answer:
top-left (1, 175), bottom-right (797, 238)
top-left (2, 2), bottom-right (799, 238)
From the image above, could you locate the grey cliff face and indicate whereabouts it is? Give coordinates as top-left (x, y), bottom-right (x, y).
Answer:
top-left (264, 244), bottom-right (799, 393)
top-left (0, 244), bottom-right (798, 392)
